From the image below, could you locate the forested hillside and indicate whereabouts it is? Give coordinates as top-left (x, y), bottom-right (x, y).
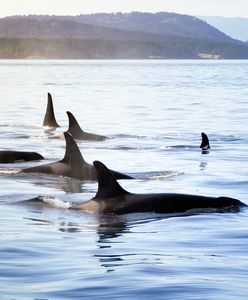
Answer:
top-left (0, 12), bottom-right (247, 59)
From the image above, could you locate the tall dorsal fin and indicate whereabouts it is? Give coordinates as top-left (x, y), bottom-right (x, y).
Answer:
top-left (93, 160), bottom-right (129, 199)
top-left (200, 132), bottom-right (210, 149)
top-left (66, 111), bottom-right (84, 136)
top-left (62, 132), bottom-right (86, 165)
top-left (43, 93), bottom-right (60, 127)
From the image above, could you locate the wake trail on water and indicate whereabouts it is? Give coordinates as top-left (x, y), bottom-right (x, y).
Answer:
top-left (21, 196), bottom-right (73, 209)
top-left (42, 196), bottom-right (72, 208)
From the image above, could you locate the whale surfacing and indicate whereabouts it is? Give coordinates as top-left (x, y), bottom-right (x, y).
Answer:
top-left (72, 160), bottom-right (245, 214)
top-left (66, 111), bottom-right (108, 141)
top-left (0, 151), bottom-right (44, 163)
top-left (200, 132), bottom-right (210, 153)
top-left (22, 132), bottom-right (132, 180)
top-left (43, 93), bottom-right (60, 128)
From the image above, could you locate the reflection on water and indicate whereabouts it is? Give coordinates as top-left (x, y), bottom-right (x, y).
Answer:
top-left (97, 215), bottom-right (130, 242)
top-left (199, 161), bottom-right (208, 170)
top-left (31, 176), bottom-right (84, 193)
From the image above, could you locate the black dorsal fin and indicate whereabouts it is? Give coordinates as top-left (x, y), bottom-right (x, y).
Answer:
top-left (93, 161), bottom-right (129, 199)
top-left (62, 132), bottom-right (86, 165)
top-left (66, 111), bottom-right (84, 136)
top-left (200, 132), bottom-right (210, 149)
top-left (43, 93), bottom-right (60, 127)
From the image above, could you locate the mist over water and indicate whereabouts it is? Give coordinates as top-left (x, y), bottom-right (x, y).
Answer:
top-left (0, 60), bottom-right (248, 299)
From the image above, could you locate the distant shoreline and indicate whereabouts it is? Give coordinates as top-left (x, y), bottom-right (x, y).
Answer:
top-left (1, 13), bottom-right (248, 59)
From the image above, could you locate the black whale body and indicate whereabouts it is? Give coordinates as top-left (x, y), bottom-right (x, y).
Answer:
top-left (66, 111), bottom-right (108, 141)
top-left (0, 151), bottom-right (44, 163)
top-left (200, 132), bottom-right (210, 154)
top-left (72, 160), bottom-right (246, 214)
top-left (22, 132), bottom-right (132, 180)
top-left (43, 93), bottom-right (60, 128)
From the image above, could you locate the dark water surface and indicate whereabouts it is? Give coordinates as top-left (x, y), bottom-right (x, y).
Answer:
top-left (0, 60), bottom-right (247, 299)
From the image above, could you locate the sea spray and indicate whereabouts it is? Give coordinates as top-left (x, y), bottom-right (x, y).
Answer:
top-left (42, 196), bottom-right (72, 209)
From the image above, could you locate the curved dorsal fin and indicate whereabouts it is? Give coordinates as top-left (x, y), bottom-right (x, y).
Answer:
top-left (43, 93), bottom-right (60, 128)
top-left (62, 132), bottom-right (86, 165)
top-left (93, 160), bottom-right (129, 199)
top-left (66, 111), bottom-right (84, 136)
top-left (200, 132), bottom-right (210, 149)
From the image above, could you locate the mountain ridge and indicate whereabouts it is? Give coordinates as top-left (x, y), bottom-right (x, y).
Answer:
top-left (2, 12), bottom-right (240, 43)
top-left (0, 12), bottom-right (247, 59)
top-left (200, 16), bottom-right (248, 42)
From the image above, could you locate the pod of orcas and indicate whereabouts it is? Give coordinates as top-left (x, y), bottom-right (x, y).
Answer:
top-left (44, 93), bottom-right (108, 141)
top-left (0, 93), bottom-right (108, 163)
top-left (1, 92), bottom-right (246, 214)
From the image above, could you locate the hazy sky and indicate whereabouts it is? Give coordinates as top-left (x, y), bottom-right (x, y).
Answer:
top-left (1, 0), bottom-right (248, 18)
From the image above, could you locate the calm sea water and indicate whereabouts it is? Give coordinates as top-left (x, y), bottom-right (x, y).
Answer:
top-left (0, 60), bottom-right (248, 299)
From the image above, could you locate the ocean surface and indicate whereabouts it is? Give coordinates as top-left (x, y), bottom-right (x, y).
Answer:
top-left (0, 60), bottom-right (247, 299)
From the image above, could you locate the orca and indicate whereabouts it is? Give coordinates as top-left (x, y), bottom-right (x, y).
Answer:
top-left (22, 132), bottom-right (133, 180)
top-left (66, 111), bottom-right (108, 141)
top-left (200, 132), bottom-right (210, 153)
top-left (0, 151), bottom-right (44, 163)
top-left (72, 160), bottom-right (245, 214)
top-left (43, 93), bottom-right (60, 128)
